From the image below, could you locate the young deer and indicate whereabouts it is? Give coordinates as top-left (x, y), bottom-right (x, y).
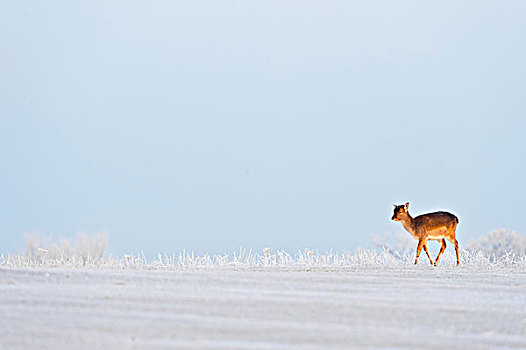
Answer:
top-left (391, 202), bottom-right (460, 266)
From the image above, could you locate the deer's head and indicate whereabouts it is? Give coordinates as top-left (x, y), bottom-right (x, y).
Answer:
top-left (392, 202), bottom-right (410, 221)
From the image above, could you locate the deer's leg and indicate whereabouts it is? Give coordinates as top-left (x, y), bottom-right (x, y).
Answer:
top-left (447, 237), bottom-right (460, 265)
top-left (422, 242), bottom-right (433, 265)
top-left (415, 240), bottom-right (424, 265)
top-left (434, 239), bottom-right (447, 266)
top-left (453, 239), bottom-right (459, 266)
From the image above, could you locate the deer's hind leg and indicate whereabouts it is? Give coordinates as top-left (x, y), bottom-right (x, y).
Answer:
top-left (434, 239), bottom-right (447, 266)
top-left (453, 239), bottom-right (459, 266)
top-left (446, 237), bottom-right (460, 266)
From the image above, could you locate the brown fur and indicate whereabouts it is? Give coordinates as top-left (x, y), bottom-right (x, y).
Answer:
top-left (392, 202), bottom-right (460, 266)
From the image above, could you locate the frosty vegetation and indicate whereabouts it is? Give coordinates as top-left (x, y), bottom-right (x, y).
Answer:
top-left (1, 229), bottom-right (525, 270)
top-left (465, 228), bottom-right (526, 256)
top-left (373, 228), bottom-right (526, 262)
top-left (23, 231), bottom-right (109, 265)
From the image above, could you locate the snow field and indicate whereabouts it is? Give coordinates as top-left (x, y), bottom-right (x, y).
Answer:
top-left (1, 263), bottom-right (525, 349)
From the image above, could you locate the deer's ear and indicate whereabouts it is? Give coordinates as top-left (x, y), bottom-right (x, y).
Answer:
top-left (405, 202), bottom-right (410, 210)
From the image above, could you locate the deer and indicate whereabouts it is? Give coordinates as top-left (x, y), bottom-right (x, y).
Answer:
top-left (391, 202), bottom-right (460, 266)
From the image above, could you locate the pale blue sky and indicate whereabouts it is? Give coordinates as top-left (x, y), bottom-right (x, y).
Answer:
top-left (1, 1), bottom-right (525, 256)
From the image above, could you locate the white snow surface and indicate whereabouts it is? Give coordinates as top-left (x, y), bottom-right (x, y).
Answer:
top-left (1, 261), bottom-right (526, 349)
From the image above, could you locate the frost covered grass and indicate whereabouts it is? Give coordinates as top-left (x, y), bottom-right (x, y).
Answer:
top-left (2, 247), bottom-right (526, 271)
top-left (2, 229), bottom-right (525, 270)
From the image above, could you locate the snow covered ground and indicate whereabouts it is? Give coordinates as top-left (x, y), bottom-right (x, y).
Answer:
top-left (1, 259), bottom-right (526, 349)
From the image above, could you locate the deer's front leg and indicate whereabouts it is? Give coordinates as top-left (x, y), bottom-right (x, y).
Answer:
top-left (422, 242), bottom-right (434, 265)
top-left (415, 239), bottom-right (424, 265)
